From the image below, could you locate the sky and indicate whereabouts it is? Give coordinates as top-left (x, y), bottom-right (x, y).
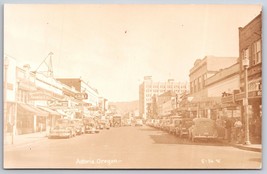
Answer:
top-left (4, 4), bottom-right (262, 102)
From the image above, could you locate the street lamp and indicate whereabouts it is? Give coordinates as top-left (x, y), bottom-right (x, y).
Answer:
top-left (243, 56), bottom-right (251, 145)
top-left (187, 97), bottom-right (193, 118)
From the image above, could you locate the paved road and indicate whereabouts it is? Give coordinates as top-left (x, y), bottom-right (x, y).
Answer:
top-left (4, 126), bottom-right (261, 169)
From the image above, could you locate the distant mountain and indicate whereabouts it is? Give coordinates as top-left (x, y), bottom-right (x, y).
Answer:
top-left (109, 100), bottom-right (139, 114)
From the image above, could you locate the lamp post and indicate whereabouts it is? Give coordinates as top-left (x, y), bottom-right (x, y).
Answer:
top-left (243, 56), bottom-right (251, 145)
top-left (187, 97), bottom-right (193, 118)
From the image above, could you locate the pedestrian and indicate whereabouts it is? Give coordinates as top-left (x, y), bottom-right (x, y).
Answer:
top-left (234, 118), bottom-right (242, 143)
top-left (225, 118), bottom-right (232, 142)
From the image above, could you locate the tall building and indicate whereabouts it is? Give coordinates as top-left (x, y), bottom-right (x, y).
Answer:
top-left (189, 56), bottom-right (237, 118)
top-left (139, 76), bottom-right (189, 119)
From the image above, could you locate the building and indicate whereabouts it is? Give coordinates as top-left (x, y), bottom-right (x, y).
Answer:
top-left (139, 76), bottom-right (189, 119)
top-left (205, 62), bottom-right (241, 119)
top-left (157, 91), bottom-right (178, 117)
top-left (98, 97), bottom-right (109, 115)
top-left (57, 78), bottom-right (99, 107)
top-left (238, 12), bottom-right (262, 122)
top-left (226, 12), bottom-right (262, 142)
top-left (189, 56), bottom-right (237, 118)
top-left (4, 58), bottom-right (53, 138)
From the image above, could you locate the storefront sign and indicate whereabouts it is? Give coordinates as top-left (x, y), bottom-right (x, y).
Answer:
top-left (74, 93), bottom-right (88, 100)
top-left (47, 100), bottom-right (68, 107)
top-left (30, 91), bottom-right (52, 100)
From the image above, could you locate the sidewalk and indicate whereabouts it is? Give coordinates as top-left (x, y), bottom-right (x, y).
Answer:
top-left (4, 131), bottom-right (48, 151)
top-left (231, 143), bottom-right (262, 152)
top-left (219, 138), bottom-right (262, 152)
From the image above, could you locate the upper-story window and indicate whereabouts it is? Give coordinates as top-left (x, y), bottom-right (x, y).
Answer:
top-left (253, 40), bottom-right (262, 65)
top-left (242, 48), bottom-right (250, 70)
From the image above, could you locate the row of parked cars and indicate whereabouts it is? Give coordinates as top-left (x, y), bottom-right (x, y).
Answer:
top-left (146, 117), bottom-right (219, 142)
top-left (48, 118), bottom-right (110, 139)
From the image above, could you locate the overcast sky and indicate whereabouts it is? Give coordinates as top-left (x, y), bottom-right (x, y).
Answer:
top-left (4, 4), bottom-right (261, 102)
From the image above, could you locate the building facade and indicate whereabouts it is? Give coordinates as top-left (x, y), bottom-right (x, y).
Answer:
top-left (4, 54), bottom-right (106, 146)
top-left (188, 56), bottom-right (237, 118)
top-left (236, 12), bottom-right (262, 141)
top-left (139, 76), bottom-right (189, 119)
top-left (157, 91), bottom-right (178, 117)
top-left (57, 78), bottom-right (99, 108)
top-left (205, 62), bottom-right (241, 119)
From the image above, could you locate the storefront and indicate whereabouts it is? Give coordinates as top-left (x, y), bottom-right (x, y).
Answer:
top-left (16, 103), bottom-right (48, 134)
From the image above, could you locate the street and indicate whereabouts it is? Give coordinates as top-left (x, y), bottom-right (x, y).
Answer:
top-left (4, 125), bottom-right (261, 169)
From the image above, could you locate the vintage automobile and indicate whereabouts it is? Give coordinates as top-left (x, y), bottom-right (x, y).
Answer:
top-left (153, 119), bottom-right (161, 129)
top-left (105, 121), bottom-right (110, 129)
top-left (161, 119), bottom-right (171, 131)
top-left (175, 118), bottom-right (194, 137)
top-left (188, 118), bottom-right (218, 142)
top-left (48, 125), bottom-right (73, 139)
top-left (135, 119), bottom-right (143, 126)
top-left (84, 122), bottom-right (100, 134)
top-left (83, 118), bottom-right (100, 134)
top-left (112, 115), bottom-right (122, 127)
top-left (72, 119), bottom-right (85, 135)
top-left (48, 118), bottom-right (76, 138)
top-left (168, 119), bottom-right (181, 134)
top-left (123, 119), bottom-right (132, 126)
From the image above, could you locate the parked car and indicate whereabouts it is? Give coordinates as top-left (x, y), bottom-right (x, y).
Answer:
top-left (169, 119), bottom-right (181, 134)
top-left (123, 119), bottom-right (132, 126)
top-left (83, 118), bottom-right (100, 134)
top-left (84, 122), bottom-right (100, 134)
top-left (161, 119), bottom-right (171, 131)
top-left (153, 119), bottom-right (161, 128)
top-left (72, 119), bottom-right (85, 135)
top-left (135, 119), bottom-right (143, 126)
top-left (105, 121), bottom-right (110, 129)
top-left (49, 118), bottom-right (76, 138)
top-left (188, 118), bottom-right (218, 142)
top-left (175, 118), bottom-right (193, 138)
top-left (112, 115), bottom-right (122, 127)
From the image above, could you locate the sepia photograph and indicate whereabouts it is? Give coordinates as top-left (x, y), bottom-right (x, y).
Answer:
top-left (3, 4), bottom-right (262, 169)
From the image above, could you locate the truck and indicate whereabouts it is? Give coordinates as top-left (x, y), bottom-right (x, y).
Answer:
top-left (112, 115), bottom-right (122, 127)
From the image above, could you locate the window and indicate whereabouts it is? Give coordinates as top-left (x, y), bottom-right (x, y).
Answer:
top-left (253, 40), bottom-right (262, 65)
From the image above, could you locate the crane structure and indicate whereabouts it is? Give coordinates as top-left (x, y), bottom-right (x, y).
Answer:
top-left (34, 52), bottom-right (54, 78)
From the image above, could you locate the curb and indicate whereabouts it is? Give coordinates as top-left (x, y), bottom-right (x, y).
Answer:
top-left (217, 140), bottom-right (261, 153)
top-left (232, 144), bottom-right (262, 153)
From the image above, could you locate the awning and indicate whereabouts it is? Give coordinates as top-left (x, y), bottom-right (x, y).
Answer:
top-left (18, 103), bottom-right (48, 117)
top-left (37, 106), bottom-right (61, 116)
top-left (56, 109), bottom-right (68, 116)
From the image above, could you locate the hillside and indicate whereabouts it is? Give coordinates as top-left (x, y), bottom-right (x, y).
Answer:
top-left (109, 100), bottom-right (139, 114)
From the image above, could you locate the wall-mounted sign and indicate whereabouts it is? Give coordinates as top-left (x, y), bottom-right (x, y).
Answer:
top-left (30, 91), bottom-right (52, 100)
top-left (74, 93), bottom-right (88, 100)
top-left (47, 100), bottom-right (68, 107)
